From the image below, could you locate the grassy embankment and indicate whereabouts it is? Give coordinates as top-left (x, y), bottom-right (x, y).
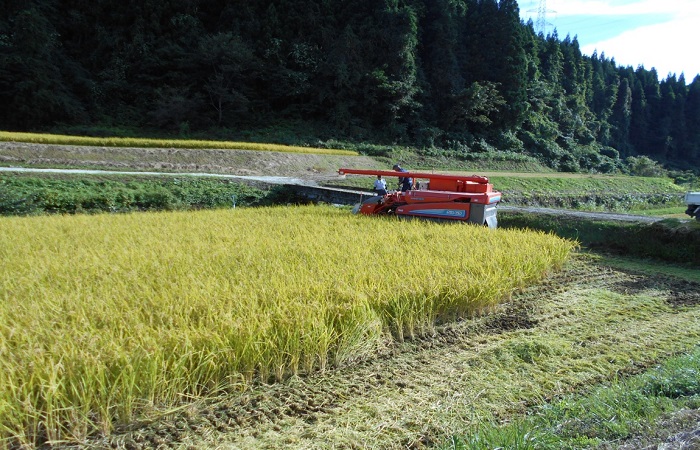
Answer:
top-left (2, 171), bottom-right (688, 217)
top-left (0, 174), bottom-right (282, 215)
top-left (0, 205), bottom-right (574, 447)
top-left (500, 212), bottom-right (700, 266)
top-left (444, 346), bottom-right (700, 449)
top-left (489, 173), bottom-right (688, 214)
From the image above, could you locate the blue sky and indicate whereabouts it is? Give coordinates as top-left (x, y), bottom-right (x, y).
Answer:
top-left (518, 0), bottom-right (700, 81)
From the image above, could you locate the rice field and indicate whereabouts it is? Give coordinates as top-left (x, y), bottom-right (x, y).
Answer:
top-left (0, 205), bottom-right (575, 446)
top-left (0, 131), bottom-right (358, 156)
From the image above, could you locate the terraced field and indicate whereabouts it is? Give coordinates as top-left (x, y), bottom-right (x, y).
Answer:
top-left (1, 138), bottom-right (699, 449)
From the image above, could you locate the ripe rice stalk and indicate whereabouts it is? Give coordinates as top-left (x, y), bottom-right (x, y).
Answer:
top-left (0, 205), bottom-right (575, 445)
top-left (0, 131), bottom-right (358, 156)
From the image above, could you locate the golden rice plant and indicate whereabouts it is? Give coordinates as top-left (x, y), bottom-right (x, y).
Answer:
top-left (0, 131), bottom-right (357, 156)
top-left (0, 205), bottom-right (575, 446)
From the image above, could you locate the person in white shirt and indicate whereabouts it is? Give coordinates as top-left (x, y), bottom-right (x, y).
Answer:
top-left (373, 175), bottom-right (387, 196)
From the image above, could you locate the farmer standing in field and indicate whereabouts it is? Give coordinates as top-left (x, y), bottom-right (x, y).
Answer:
top-left (373, 175), bottom-right (387, 196)
top-left (393, 164), bottom-right (413, 192)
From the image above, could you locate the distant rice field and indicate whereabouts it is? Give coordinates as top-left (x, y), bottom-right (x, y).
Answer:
top-left (0, 131), bottom-right (358, 156)
top-left (0, 205), bottom-right (575, 445)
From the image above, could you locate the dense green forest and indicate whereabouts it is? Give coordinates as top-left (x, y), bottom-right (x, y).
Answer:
top-left (2, 0), bottom-right (699, 172)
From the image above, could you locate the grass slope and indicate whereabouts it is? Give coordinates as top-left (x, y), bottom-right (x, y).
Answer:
top-left (500, 211), bottom-right (700, 265)
top-left (445, 346), bottom-right (700, 449)
top-left (0, 174), bottom-right (283, 215)
top-left (489, 173), bottom-right (686, 212)
top-left (331, 171), bottom-right (686, 212)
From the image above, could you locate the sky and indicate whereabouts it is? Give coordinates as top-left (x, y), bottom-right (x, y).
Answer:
top-left (518, 0), bottom-right (700, 81)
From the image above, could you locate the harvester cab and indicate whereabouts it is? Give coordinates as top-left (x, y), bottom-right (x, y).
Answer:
top-left (338, 168), bottom-right (502, 228)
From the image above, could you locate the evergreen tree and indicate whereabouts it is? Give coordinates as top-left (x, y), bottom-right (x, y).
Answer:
top-left (368, 1), bottom-right (421, 131)
top-left (492, 0), bottom-right (529, 128)
top-left (654, 76), bottom-right (677, 160)
top-left (668, 74), bottom-right (688, 161)
top-left (685, 76), bottom-right (700, 162)
top-left (610, 77), bottom-right (632, 155)
top-left (539, 32), bottom-right (563, 85)
top-left (417, 0), bottom-right (468, 131)
top-left (589, 54), bottom-right (620, 145)
top-left (0, 0), bottom-right (87, 128)
top-left (629, 77), bottom-right (649, 156)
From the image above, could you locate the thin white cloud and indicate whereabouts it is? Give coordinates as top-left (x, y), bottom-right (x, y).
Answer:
top-left (545, 0), bottom-right (700, 17)
top-left (580, 17), bottom-right (700, 79)
top-left (520, 0), bottom-right (700, 79)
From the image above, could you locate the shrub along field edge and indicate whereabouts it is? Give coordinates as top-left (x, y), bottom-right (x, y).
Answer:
top-left (500, 211), bottom-right (700, 266)
top-left (0, 174), bottom-right (309, 215)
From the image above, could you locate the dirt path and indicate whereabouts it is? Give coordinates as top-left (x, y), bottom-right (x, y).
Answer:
top-left (499, 205), bottom-right (664, 223)
top-left (0, 166), bottom-right (321, 187)
top-left (84, 258), bottom-right (700, 450)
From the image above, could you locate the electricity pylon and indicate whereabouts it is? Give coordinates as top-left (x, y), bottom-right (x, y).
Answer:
top-left (529, 0), bottom-right (555, 36)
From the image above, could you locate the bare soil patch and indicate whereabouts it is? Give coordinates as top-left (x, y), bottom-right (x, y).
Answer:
top-left (608, 409), bottom-right (700, 450)
top-left (610, 274), bottom-right (700, 307)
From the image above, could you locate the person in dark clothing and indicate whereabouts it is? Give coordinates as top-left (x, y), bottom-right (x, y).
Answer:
top-left (393, 164), bottom-right (413, 192)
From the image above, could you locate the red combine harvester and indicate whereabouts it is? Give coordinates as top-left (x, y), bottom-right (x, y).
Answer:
top-left (338, 168), bottom-right (502, 228)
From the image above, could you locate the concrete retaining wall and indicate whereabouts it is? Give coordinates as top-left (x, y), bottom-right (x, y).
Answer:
top-left (284, 184), bottom-right (375, 205)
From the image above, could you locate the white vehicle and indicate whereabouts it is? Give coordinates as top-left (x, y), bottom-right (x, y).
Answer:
top-left (685, 192), bottom-right (700, 221)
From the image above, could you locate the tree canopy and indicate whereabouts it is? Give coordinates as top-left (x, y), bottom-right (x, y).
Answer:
top-left (1, 0), bottom-right (699, 171)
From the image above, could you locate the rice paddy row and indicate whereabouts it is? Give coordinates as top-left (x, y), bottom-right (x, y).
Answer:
top-left (0, 131), bottom-right (357, 156)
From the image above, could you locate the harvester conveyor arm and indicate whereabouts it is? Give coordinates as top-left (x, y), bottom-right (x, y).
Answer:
top-left (337, 168), bottom-right (489, 184)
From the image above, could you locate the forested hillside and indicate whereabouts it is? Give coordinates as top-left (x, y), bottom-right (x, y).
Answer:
top-left (2, 0), bottom-right (699, 172)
